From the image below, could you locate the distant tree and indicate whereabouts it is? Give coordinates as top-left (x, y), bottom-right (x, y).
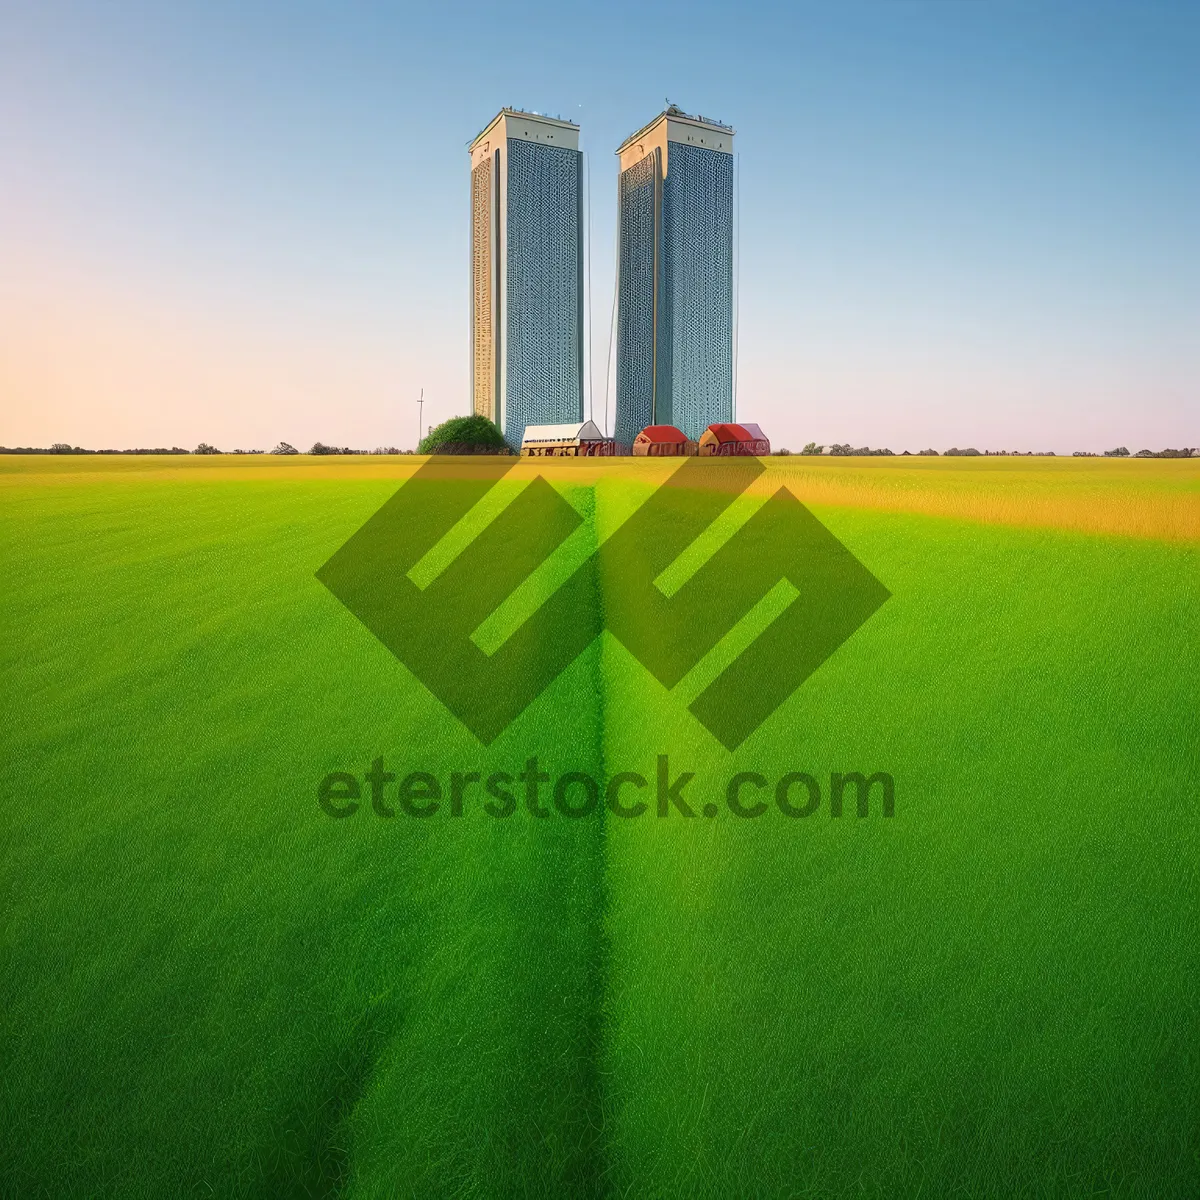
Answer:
top-left (1104, 447), bottom-right (1130, 457)
top-left (419, 414), bottom-right (508, 455)
top-left (917, 448), bottom-right (939, 456)
top-left (309, 442), bottom-right (338, 455)
top-left (945, 447), bottom-right (981, 456)
top-left (800, 442), bottom-right (823, 455)
top-left (773, 447), bottom-right (792, 456)
top-left (51, 443), bottom-right (72, 453)
top-left (271, 442), bottom-right (299, 455)
top-left (1134, 449), bottom-right (1154, 458)
top-left (194, 443), bottom-right (220, 455)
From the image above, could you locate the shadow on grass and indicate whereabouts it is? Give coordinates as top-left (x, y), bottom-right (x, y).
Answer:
top-left (255, 994), bottom-right (396, 1199)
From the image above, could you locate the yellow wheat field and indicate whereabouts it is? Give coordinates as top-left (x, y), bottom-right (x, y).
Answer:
top-left (3, 453), bottom-right (1197, 541)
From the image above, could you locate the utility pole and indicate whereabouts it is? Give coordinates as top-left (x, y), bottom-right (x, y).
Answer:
top-left (417, 388), bottom-right (424, 451)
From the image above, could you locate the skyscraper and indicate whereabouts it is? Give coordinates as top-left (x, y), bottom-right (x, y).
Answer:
top-left (469, 109), bottom-right (584, 450)
top-left (615, 107), bottom-right (735, 448)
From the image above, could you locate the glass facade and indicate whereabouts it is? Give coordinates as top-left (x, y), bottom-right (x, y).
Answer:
top-left (616, 138), bottom-right (733, 446)
top-left (661, 143), bottom-right (734, 441)
top-left (615, 153), bottom-right (657, 449)
top-left (470, 154), bottom-right (495, 421)
top-left (503, 138), bottom-right (584, 450)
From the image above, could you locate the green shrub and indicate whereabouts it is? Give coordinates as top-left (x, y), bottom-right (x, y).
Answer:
top-left (419, 414), bottom-right (508, 455)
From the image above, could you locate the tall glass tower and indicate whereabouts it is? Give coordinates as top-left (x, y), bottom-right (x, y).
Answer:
top-left (469, 109), bottom-right (584, 451)
top-left (614, 107), bottom-right (734, 448)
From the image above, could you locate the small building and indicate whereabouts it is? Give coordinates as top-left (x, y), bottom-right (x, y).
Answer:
top-left (699, 422), bottom-right (769, 457)
top-left (521, 420), bottom-right (617, 457)
top-left (632, 425), bottom-right (698, 457)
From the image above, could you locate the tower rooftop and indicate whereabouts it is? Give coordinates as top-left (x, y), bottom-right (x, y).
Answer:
top-left (616, 106), bottom-right (734, 156)
top-left (469, 107), bottom-right (579, 151)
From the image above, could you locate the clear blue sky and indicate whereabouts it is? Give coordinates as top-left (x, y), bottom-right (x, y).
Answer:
top-left (2, 0), bottom-right (1196, 451)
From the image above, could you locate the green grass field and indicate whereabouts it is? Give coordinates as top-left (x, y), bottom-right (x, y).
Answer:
top-left (2, 454), bottom-right (1197, 1198)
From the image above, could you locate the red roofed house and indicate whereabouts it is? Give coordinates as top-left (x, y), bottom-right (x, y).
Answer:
top-left (699, 423), bottom-right (770, 457)
top-left (632, 425), bottom-right (698, 457)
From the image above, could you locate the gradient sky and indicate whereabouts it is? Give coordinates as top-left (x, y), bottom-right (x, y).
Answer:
top-left (2, 0), bottom-right (1196, 452)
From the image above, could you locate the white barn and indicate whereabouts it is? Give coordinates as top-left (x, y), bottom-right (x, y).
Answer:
top-left (520, 420), bottom-right (616, 457)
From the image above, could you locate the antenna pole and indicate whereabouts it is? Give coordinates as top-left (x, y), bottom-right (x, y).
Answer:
top-left (417, 387), bottom-right (424, 451)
